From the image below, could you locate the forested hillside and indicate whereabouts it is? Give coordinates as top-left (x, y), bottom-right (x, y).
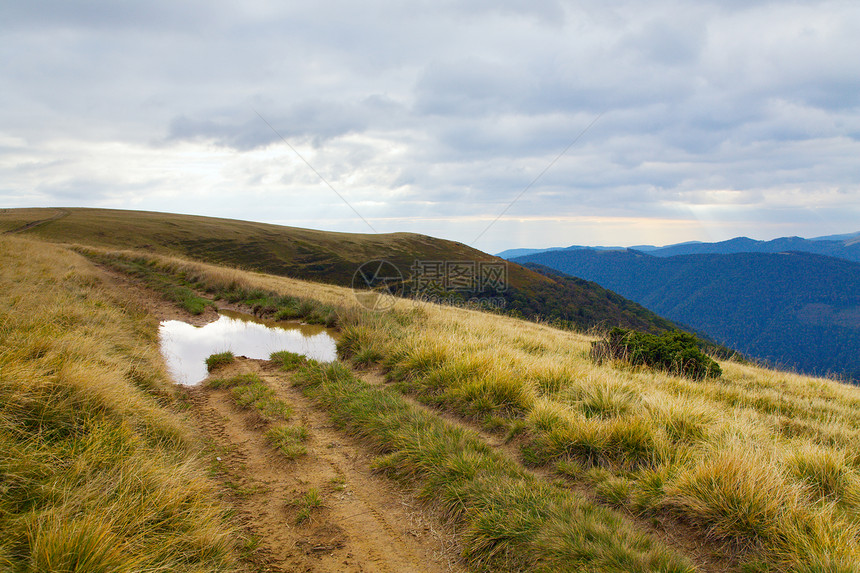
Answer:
top-left (515, 249), bottom-right (860, 380)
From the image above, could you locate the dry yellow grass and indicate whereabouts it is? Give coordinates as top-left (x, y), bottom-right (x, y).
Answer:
top-left (77, 245), bottom-right (860, 571)
top-left (0, 237), bottom-right (236, 571)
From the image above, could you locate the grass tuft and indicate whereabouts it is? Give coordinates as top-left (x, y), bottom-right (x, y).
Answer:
top-left (290, 488), bottom-right (324, 525)
top-left (205, 351), bottom-right (235, 372)
top-left (265, 424), bottom-right (309, 460)
top-left (269, 350), bottom-right (307, 371)
top-left (229, 378), bottom-right (292, 422)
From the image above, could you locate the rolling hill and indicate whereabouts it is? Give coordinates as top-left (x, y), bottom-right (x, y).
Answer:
top-left (513, 248), bottom-right (860, 380)
top-left (1, 207), bottom-right (679, 334)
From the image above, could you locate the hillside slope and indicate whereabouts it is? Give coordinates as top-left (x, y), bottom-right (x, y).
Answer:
top-left (514, 249), bottom-right (860, 380)
top-left (2, 207), bottom-right (679, 334)
top-left (83, 245), bottom-right (860, 571)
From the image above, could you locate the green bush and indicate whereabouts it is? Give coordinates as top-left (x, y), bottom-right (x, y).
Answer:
top-left (592, 328), bottom-right (721, 380)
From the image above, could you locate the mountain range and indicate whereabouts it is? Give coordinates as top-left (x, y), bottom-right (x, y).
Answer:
top-left (512, 247), bottom-right (860, 381)
top-left (498, 232), bottom-right (860, 263)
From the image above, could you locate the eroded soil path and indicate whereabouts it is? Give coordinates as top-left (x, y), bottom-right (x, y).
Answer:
top-left (184, 359), bottom-right (464, 573)
top-left (93, 263), bottom-right (463, 572)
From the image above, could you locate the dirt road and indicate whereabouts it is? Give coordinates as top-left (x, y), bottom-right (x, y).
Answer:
top-left (185, 359), bottom-right (463, 573)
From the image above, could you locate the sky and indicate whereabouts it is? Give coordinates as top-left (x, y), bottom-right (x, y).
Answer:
top-left (2, 1), bottom-right (859, 253)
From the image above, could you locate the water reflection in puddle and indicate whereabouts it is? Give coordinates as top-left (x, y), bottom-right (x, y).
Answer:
top-left (159, 310), bottom-right (339, 385)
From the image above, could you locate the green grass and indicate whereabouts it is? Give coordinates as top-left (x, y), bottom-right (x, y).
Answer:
top-left (78, 247), bottom-right (342, 327)
top-left (206, 351), bottom-right (235, 372)
top-left (35, 226), bottom-right (860, 571)
top-left (336, 306), bottom-right (860, 571)
top-left (291, 488), bottom-right (324, 525)
top-left (265, 425), bottom-right (309, 460)
top-left (223, 374), bottom-right (292, 422)
top-left (206, 372), bottom-right (260, 389)
top-left (290, 354), bottom-right (693, 572)
top-left (83, 252), bottom-right (214, 315)
top-left (0, 236), bottom-right (237, 571)
top-left (271, 350), bottom-right (311, 371)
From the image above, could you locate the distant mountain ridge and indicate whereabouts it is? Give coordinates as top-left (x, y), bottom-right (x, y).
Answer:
top-left (513, 249), bottom-right (860, 381)
top-left (498, 231), bottom-right (860, 263)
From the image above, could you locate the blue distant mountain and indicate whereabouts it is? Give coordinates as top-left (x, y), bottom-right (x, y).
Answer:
top-left (498, 232), bottom-right (860, 263)
top-left (497, 245), bottom-right (626, 259)
top-left (512, 248), bottom-right (860, 381)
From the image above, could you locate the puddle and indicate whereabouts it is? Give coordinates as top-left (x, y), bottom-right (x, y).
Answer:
top-left (159, 310), bottom-right (339, 385)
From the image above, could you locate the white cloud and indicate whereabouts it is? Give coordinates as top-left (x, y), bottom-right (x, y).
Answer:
top-left (1, 0), bottom-right (859, 252)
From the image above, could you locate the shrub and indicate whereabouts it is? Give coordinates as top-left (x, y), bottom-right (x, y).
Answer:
top-left (592, 328), bottom-right (721, 379)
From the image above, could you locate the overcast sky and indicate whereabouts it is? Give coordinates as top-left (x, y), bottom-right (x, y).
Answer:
top-left (2, 1), bottom-right (859, 252)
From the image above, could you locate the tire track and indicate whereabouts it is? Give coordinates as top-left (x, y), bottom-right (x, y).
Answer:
top-left (184, 361), bottom-right (463, 573)
top-left (3, 208), bottom-right (69, 234)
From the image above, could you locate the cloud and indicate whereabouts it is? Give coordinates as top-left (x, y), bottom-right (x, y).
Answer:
top-left (0, 0), bottom-right (859, 252)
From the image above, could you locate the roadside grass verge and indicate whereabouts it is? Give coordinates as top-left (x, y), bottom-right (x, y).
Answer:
top-left (83, 251), bottom-right (213, 315)
top-left (336, 307), bottom-right (860, 571)
top-left (77, 247), bottom-right (340, 326)
top-left (0, 236), bottom-right (236, 571)
top-left (288, 354), bottom-right (693, 572)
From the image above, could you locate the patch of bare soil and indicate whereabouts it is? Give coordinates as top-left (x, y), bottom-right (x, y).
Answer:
top-left (94, 261), bottom-right (240, 326)
top-left (184, 359), bottom-right (464, 573)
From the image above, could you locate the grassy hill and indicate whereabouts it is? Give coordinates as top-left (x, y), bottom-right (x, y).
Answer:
top-left (2, 207), bottom-right (679, 334)
top-left (79, 244), bottom-right (860, 571)
top-left (514, 249), bottom-right (860, 380)
top-left (6, 229), bottom-right (860, 571)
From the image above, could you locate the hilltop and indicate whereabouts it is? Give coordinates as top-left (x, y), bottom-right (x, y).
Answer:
top-left (1, 207), bottom-right (679, 334)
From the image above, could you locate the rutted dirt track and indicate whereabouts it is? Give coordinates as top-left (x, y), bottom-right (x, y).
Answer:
top-left (2, 207), bottom-right (69, 234)
top-left (97, 262), bottom-right (722, 572)
top-left (184, 359), bottom-right (464, 573)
